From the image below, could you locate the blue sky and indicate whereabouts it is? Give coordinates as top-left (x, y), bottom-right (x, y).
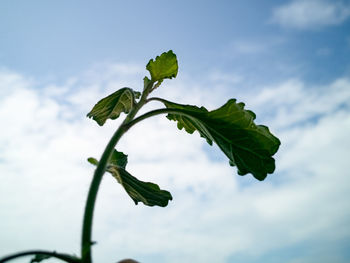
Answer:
top-left (1, 1), bottom-right (350, 263)
top-left (1, 0), bottom-right (349, 83)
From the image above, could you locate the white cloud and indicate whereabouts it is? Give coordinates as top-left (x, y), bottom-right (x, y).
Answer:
top-left (229, 41), bottom-right (265, 55)
top-left (271, 0), bottom-right (350, 29)
top-left (0, 66), bottom-right (350, 263)
top-left (224, 37), bottom-right (286, 58)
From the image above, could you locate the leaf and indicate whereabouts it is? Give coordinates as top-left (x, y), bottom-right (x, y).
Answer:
top-left (88, 150), bottom-right (172, 207)
top-left (146, 50), bottom-right (178, 82)
top-left (159, 98), bottom-right (281, 181)
top-left (87, 88), bottom-right (141, 126)
top-left (87, 157), bottom-right (99, 166)
top-left (108, 149), bottom-right (128, 169)
top-left (109, 166), bottom-right (173, 207)
top-left (143, 76), bottom-right (152, 90)
top-left (30, 255), bottom-right (51, 263)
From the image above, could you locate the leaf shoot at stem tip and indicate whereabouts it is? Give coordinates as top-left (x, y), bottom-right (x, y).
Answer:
top-left (146, 50), bottom-right (178, 82)
top-left (0, 49), bottom-right (281, 263)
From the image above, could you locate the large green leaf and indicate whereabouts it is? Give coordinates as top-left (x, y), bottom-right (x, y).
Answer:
top-left (88, 150), bottom-right (172, 207)
top-left (146, 50), bottom-right (178, 82)
top-left (87, 88), bottom-right (141, 126)
top-left (159, 98), bottom-right (281, 181)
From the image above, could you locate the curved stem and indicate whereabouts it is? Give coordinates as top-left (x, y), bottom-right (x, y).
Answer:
top-left (124, 108), bottom-right (193, 130)
top-left (146, 96), bottom-right (168, 104)
top-left (81, 124), bottom-right (128, 263)
top-left (81, 80), bottom-right (154, 263)
top-left (0, 250), bottom-right (80, 263)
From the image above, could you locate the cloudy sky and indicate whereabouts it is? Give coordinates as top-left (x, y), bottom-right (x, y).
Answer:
top-left (1, 0), bottom-right (350, 262)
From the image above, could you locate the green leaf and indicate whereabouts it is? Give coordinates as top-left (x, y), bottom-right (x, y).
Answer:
top-left (159, 98), bottom-right (281, 181)
top-left (87, 157), bottom-right (99, 166)
top-left (88, 150), bottom-right (172, 207)
top-left (108, 149), bottom-right (128, 169)
top-left (143, 76), bottom-right (152, 90)
top-left (146, 50), bottom-right (178, 82)
top-left (30, 255), bottom-right (51, 263)
top-left (109, 166), bottom-right (173, 207)
top-left (87, 88), bottom-right (141, 126)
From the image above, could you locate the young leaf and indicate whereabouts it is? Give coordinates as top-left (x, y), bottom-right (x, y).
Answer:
top-left (87, 157), bottom-right (99, 166)
top-left (108, 149), bottom-right (128, 169)
top-left (87, 88), bottom-right (141, 126)
top-left (158, 98), bottom-right (281, 181)
top-left (146, 50), bottom-right (178, 82)
top-left (88, 150), bottom-right (172, 207)
top-left (87, 150), bottom-right (127, 169)
top-left (143, 76), bottom-right (152, 90)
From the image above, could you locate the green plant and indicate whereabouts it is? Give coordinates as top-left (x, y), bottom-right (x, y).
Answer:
top-left (0, 50), bottom-right (280, 263)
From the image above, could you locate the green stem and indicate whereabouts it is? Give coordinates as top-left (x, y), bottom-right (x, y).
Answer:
top-left (81, 123), bottom-right (127, 263)
top-left (124, 108), bottom-right (194, 130)
top-left (81, 81), bottom-right (154, 263)
top-left (0, 250), bottom-right (80, 263)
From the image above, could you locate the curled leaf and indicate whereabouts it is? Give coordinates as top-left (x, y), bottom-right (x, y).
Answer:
top-left (87, 88), bottom-right (141, 126)
top-left (108, 149), bottom-right (128, 169)
top-left (88, 150), bottom-right (172, 207)
top-left (109, 166), bottom-right (173, 207)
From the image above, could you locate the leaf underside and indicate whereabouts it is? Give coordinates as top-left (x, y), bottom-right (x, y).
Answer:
top-left (109, 166), bottom-right (172, 207)
top-left (88, 150), bottom-right (172, 207)
top-left (159, 98), bottom-right (281, 181)
top-left (87, 88), bottom-right (141, 126)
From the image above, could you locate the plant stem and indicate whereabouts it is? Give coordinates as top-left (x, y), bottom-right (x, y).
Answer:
top-left (124, 108), bottom-right (195, 130)
top-left (0, 250), bottom-right (80, 263)
top-left (81, 81), bottom-right (154, 263)
top-left (81, 123), bottom-right (128, 263)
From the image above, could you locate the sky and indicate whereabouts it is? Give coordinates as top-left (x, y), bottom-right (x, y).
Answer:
top-left (0, 0), bottom-right (350, 262)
